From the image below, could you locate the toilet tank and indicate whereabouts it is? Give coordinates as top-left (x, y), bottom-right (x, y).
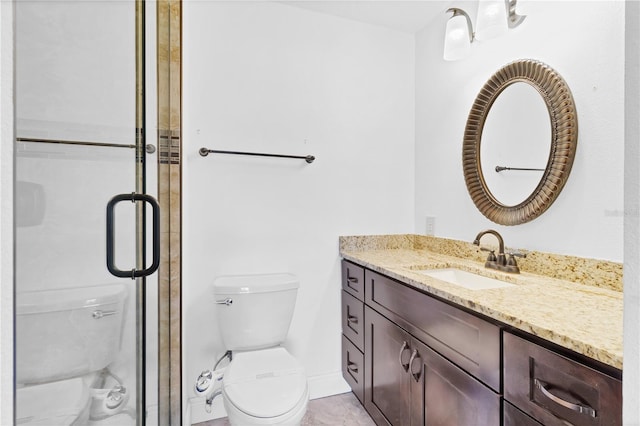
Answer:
top-left (214, 273), bottom-right (299, 351)
top-left (16, 284), bottom-right (128, 385)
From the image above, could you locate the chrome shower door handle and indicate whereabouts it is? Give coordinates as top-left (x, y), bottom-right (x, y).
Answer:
top-left (106, 193), bottom-right (160, 279)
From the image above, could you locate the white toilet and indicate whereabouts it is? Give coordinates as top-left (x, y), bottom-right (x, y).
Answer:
top-left (15, 284), bottom-right (128, 426)
top-left (213, 273), bottom-right (309, 425)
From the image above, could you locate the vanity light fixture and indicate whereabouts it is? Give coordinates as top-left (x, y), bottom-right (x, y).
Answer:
top-left (443, 8), bottom-right (474, 61)
top-left (444, 0), bottom-right (525, 61)
top-left (476, 0), bottom-right (526, 41)
top-left (475, 0), bottom-right (508, 40)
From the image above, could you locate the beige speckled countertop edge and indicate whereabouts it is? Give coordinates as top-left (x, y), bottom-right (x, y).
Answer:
top-left (339, 236), bottom-right (623, 370)
top-left (340, 234), bottom-right (623, 292)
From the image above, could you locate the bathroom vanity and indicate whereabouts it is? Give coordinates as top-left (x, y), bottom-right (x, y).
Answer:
top-left (339, 235), bottom-right (622, 426)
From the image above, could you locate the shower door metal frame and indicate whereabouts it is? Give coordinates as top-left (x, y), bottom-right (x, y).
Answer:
top-left (11, 0), bottom-right (164, 424)
top-left (135, 0), bottom-right (148, 423)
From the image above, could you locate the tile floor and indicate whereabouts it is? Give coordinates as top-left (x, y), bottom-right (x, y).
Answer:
top-left (196, 392), bottom-right (376, 426)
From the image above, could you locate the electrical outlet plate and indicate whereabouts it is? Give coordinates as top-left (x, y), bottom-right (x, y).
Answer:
top-left (425, 216), bottom-right (435, 236)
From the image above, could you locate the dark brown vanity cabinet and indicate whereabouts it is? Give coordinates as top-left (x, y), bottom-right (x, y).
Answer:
top-left (365, 306), bottom-right (501, 426)
top-left (340, 260), bottom-right (622, 426)
top-left (341, 262), bottom-right (501, 426)
top-left (341, 261), bottom-right (365, 403)
top-left (503, 332), bottom-right (622, 426)
top-left (363, 269), bottom-right (501, 392)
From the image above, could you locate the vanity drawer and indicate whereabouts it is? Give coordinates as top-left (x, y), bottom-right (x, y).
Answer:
top-left (341, 290), bottom-right (364, 351)
top-left (364, 269), bottom-right (501, 392)
top-left (342, 334), bottom-right (364, 403)
top-left (342, 260), bottom-right (364, 301)
top-left (504, 402), bottom-right (543, 426)
top-left (503, 332), bottom-right (622, 426)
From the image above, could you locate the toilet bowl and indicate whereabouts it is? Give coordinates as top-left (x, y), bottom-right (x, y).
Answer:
top-left (16, 378), bottom-right (91, 426)
top-left (211, 273), bottom-right (309, 425)
top-left (222, 348), bottom-right (309, 425)
top-left (16, 284), bottom-right (129, 424)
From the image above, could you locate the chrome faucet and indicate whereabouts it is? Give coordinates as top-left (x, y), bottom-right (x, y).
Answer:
top-left (473, 229), bottom-right (525, 274)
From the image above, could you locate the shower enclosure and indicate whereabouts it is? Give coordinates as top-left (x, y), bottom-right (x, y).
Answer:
top-left (14, 0), bottom-right (162, 424)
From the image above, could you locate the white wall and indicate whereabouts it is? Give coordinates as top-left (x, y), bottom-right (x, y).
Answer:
top-left (0, 0), bottom-right (14, 423)
top-left (624, 1), bottom-right (640, 423)
top-left (182, 1), bottom-right (415, 421)
top-left (415, 1), bottom-right (625, 261)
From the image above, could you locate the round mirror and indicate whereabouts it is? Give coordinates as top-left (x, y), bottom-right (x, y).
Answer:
top-left (480, 82), bottom-right (551, 206)
top-left (463, 59), bottom-right (577, 225)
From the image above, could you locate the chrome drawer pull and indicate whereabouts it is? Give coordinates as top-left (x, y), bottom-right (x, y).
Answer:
top-left (398, 341), bottom-right (410, 372)
top-left (409, 349), bottom-right (421, 382)
top-left (347, 276), bottom-right (358, 284)
top-left (347, 315), bottom-right (358, 324)
top-left (534, 379), bottom-right (597, 418)
top-left (92, 310), bottom-right (117, 319)
top-left (347, 361), bottom-right (359, 374)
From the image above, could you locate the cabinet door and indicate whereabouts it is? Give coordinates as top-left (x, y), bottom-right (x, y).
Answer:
top-left (410, 338), bottom-right (501, 426)
top-left (365, 307), bottom-right (412, 426)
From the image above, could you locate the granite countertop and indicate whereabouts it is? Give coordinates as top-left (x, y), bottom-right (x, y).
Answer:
top-left (340, 235), bottom-right (623, 370)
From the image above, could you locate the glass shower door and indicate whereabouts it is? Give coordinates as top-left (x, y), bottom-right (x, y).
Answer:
top-left (14, 0), bottom-right (158, 424)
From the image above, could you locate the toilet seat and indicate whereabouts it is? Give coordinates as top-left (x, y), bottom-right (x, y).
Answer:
top-left (16, 377), bottom-right (90, 426)
top-left (223, 347), bottom-right (307, 418)
top-left (223, 386), bottom-right (309, 426)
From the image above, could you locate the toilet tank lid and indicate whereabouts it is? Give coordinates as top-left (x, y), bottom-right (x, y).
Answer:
top-left (213, 273), bottom-right (299, 294)
top-left (17, 284), bottom-right (127, 315)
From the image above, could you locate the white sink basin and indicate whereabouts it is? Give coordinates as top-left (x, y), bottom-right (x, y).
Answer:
top-left (416, 268), bottom-right (515, 290)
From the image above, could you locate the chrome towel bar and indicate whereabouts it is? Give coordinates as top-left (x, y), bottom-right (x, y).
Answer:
top-left (199, 147), bottom-right (315, 164)
top-left (17, 137), bottom-right (136, 149)
top-left (17, 137), bottom-right (156, 153)
top-left (495, 166), bottom-right (544, 173)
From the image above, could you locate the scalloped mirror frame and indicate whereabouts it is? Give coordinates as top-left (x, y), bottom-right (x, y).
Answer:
top-left (463, 59), bottom-right (578, 225)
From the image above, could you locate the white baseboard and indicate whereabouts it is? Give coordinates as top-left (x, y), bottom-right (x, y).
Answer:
top-left (188, 393), bottom-right (227, 425)
top-left (308, 371), bottom-right (351, 400)
top-left (187, 371), bottom-right (350, 425)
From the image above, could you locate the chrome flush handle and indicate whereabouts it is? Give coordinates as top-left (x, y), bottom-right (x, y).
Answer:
top-left (215, 298), bottom-right (233, 306)
top-left (92, 310), bottom-right (118, 319)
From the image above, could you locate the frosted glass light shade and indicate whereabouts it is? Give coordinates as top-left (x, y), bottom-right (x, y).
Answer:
top-left (476, 0), bottom-right (508, 41)
top-left (443, 14), bottom-right (471, 61)
top-left (515, 0), bottom-right (531, 16)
